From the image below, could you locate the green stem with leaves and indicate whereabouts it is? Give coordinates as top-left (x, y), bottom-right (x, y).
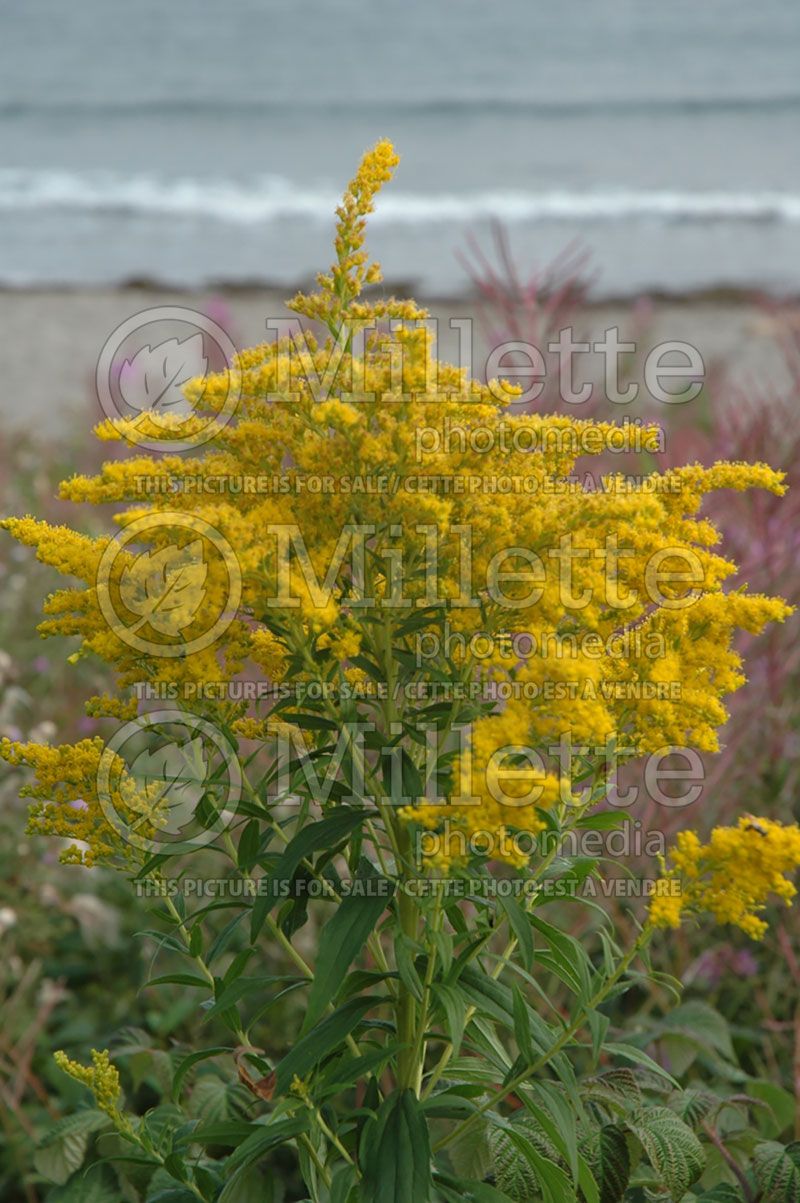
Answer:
top-left (433, 928), bottom-right (653, 1152)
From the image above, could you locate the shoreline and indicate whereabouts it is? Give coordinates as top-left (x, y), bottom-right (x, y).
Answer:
top-left (3, 279), bottom-right (800, 307)
top-left (1, 285), bottom-right (798, 436)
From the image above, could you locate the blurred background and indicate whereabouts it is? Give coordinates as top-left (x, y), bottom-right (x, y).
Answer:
top-left (1, 3), bottom-right (800, 1199)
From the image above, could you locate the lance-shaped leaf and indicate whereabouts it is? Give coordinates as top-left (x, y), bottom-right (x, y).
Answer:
top-left (362, 1089), bottom-right (432, 1203)
top-left (303, 860), bottom-right (392, 1030)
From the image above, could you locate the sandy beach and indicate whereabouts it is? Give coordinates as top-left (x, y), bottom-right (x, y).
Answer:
top-left (1, 286), bottom-right (798, 440)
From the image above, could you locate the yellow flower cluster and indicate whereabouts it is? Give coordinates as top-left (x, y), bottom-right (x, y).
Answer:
top-left (54, 1049), bottom-right (123, 1120)
top-left (649, 817), bottom-right (800, 938)
top-left (0, 140), bottom-right (793, 873)
top-left (0, 735), bottom-right (172, 866)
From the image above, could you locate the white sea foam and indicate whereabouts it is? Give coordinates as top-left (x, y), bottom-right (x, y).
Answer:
top-left (2, 169), bottom-right (800, 226)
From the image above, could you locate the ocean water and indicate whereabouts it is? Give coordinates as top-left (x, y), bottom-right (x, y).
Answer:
top-left (2, 0), bottom-right (800, 296)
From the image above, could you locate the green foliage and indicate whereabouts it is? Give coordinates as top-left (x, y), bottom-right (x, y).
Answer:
top-left (753, 1141), bottom-right (800, 1202)
top-left (626, 1107), bottom-right (705, 1200)
top-left (581, 1123), bottom-right (631, 1203)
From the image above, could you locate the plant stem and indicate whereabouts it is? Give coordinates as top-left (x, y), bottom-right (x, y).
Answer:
top-left (422, 805), bottom-right (587, 1100)
top-left (433, 931), bottom-right (651, 1152)
top-left (394, 825), bottom-right (421, 1091)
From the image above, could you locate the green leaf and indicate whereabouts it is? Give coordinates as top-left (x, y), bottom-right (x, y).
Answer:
top-left (490, 1117), bottom-right (566, 1203)
top-left (656, 1001), bottom-right (735, 1063)
top-left (49, 1164), bottom-right (121, 1203)
top-left (303, 862), bottom-right (392, 1030)
top-left (204, 974), bottom-right (302, 1021)
top-left (497, 1122), bottom-right (575, 1203)
top-left (587, 1009), bottom-right (610, 1067)
top-left (670, 1087), bottom-right (718, 1132)
top-left (274, 996), bottom-right (376, 1095)
top-left (447, 1109), bottom-right (491, 1180)
top-left (693, 1187), bottom-right (745, 1202)
top-left (394, 933), bottom-right (424, 1002)
top-left (748, 1080), bottom-right (798, 1139)
top-left (145, 973), bottom-right (212, 990)
top-left (434, 1173), bottom-right (517, 1202)
top-left (218, 1116), bottom-right (308, 1201)
top-left (431, 983), bottom-right (467, 1061)
top-left (602, 1042), bottom-right (679, 1088)
top-left (529, 915), bottom-right (592, 997)
top-left (626, 1106), bottom-right (705, 1201)
top-left (237, 818), bottom-right (261, 872)
top-left (171, 1047), bottom-right (232, 1101)
top-left (581, 1068), bottom-right (642, 1119)
top-left (580, 1123), bottom-right (630, 1203)
top-left (190, 1119), bottom-right (260, 1147)
top-left (33, 1110), bottom-right (110, 1185)
top-left (753, 1140), bottom-right (800, 1202)
top-left (318, 1043), bottom-right (402, 1093)
top-left (362, 1089), bottom-right (432, 1203)
top-left (330, 1163), bottom-right (358, 1203)
top-left (498, 894), bottom-right (534, 972)
top-left (511, 984), bottom-right (535, 1064)
top-left (250, 809), bottom-right (368, 939)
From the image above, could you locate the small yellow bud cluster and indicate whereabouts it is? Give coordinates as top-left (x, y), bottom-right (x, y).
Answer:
top-left (54, 1049), bottom-right (123, 1120)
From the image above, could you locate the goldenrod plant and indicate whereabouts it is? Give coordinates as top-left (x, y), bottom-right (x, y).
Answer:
top-left (4, 142), bottom-right (800, 1202)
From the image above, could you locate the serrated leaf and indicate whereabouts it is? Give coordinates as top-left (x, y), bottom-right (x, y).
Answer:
top-left (670, 1087), bottom-right (718, 1131)
top-left (627, 1106), bottom-right (705, 1201)
top-left (581, 1123), bottom-right (630, 1203)
top-left (582, 1068), bottom-right (642, 1115)
top-left (50, 1164), bottom-right (121, 1203)
top-left (33, 1110), bottom-right (110, 1185)
top-left (490, 1117), bottom-right (564, 1202)
top-left (693, 1186), bottom-right (744, 1202)
top-left (753, 1140), bottom-right (800, 1202)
